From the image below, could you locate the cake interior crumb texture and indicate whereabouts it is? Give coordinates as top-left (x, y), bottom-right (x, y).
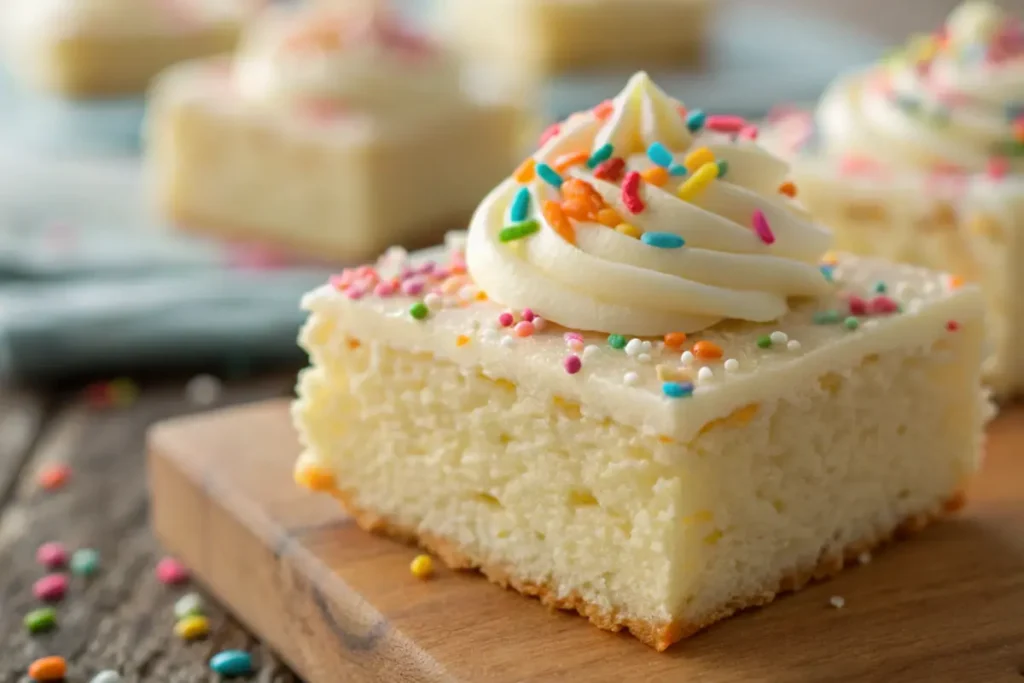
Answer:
top-left (294, 291), bottom-right (986, 650)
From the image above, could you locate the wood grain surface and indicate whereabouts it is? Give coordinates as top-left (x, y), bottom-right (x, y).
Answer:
top-left (149, 399), bottom-right (1024, 683)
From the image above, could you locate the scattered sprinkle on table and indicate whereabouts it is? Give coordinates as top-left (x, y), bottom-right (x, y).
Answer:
top-left (156, 557), bottom-right (190, 585)
top-left (36, 542), bottom-right (68, 569)
top-left (175, 592), bottom-right (205, 619)
top-left (24, 607), bottom-right (57, 634)
top-left (756, 335), bottom-right (773, 349)
top-left (28, 656), bottom-right (66, 682)
top-left (37, 464), bottom-right (70, 491)
top-left (33, 574), bottom-right (68, 602)
top-left (410, 554), bottom-right (434, 579)
top-left (209, 650), bottom-right (254, 678)
top-left (185, 374), bottom-right (222, 406)
top-left (70, 548), bottom-right (100, 577)
top-left (175, 614), bottom-right (211, 641)
top-left (844, 316), bottom-right (860, 331)
top-left (829, 595), bottom-right (846, 609)
top-left (90, 671), bottom-right (124, 683)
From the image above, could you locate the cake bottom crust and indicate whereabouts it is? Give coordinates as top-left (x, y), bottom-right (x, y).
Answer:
top-left (324, 487), bottom-right (966, 651)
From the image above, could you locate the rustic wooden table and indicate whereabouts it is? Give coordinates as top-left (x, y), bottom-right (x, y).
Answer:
top-left (0, 375), bottom-right (303, 682)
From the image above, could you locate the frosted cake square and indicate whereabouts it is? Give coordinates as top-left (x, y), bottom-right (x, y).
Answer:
top-left (293, 74), bottom-right (990, 650)
top-left (147, 4), bottom-right (526, 262)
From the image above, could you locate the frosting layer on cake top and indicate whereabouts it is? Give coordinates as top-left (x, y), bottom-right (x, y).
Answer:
top-left (466, 72), bottom-right (833, 336)
top-left (817, 1), bottom-right (1024, 173)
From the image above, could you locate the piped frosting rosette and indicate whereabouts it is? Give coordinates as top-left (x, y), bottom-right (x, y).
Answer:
top-left (817, 1), bottom-right (1024, 173)
top-left (234, 3), bottom-right (461, 114)
top-left (466, 72), bottom-right (833, 336)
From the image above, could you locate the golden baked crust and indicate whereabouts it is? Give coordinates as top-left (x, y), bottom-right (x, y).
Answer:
top-left (323, 487), bottom-right (967, 651)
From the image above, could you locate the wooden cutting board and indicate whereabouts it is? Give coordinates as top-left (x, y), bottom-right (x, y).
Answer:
top-left (147, 399), bottom-right (1024, 683)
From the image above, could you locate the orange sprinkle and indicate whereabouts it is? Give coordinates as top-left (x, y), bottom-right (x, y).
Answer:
top-left (346, 338), bottom-right (361, 349)
top-left (514, 158), bottom-right (536, 183)
top-left (692, 341), bottom-right (724, 361)
top-left (450, 263), bottom-right (467, 275)
top-left (38, 464), bottom-right (70, 491)
top-left (820, 251), bottom-right (839, 266)
top-left (664, 332), bottom-right (688, 349)
top-left (593, 100), bottom-right (615, 120)
top-left (561, 198), bottom-right (596, 221)
top-left (596, 207), bottom-right (622, 227)
top-left (778, 181), bottom-right (798, 198)
top-left (554, 151), bottom-right (589, 173)
top-left (28, 657), bottom-right (66, 682)
top-left (456, 335), bottom-right (471, 347)
top-left (543, 201), bottom-right (576, 245)
top-left (475, 291), bottom-right (488, 301)
top-left (641, 166), bottom-right (670, 187)
top-left (948, 274), bottom-right (964, 290)
top-left (295, 465), bottom-right (336, 492)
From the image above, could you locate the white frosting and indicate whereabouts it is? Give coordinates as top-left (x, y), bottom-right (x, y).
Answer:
top-left (234, 5), bottom-right (462, 114)
top-left (2, 0), bottom-right (254, 38)
top-left (466, 72), bottom-right (833, 336)
top-left (817, 1), bottom-right (1024, 172)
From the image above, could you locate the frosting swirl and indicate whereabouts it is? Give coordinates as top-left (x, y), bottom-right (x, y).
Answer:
top-left (817, 1), bottom-right (1024, 172)
top-left (466, 72), bottom-right (833, 336)
top-left (234, 4), bottom-right (461, 114)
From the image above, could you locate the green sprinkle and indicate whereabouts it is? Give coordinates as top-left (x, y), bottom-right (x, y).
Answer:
top-left (608, 334), bottom-right (626, 350)
top-left (716, 160), bottom-right (729, 178)
top-left (844, 316), bottom-right (860, 330)
top-left (409, 302), bottom-right (429, 320)
top-left (24, 607), bottom-right (57, 634)
top-left (498, 220), bottom-right (540, 243)
top-left (874, 282), bottom-right (887, 293)
top-left (756, 335), bottom-right (772, 349)
top-left (813, 310), bottom-right (842, 325)
top-left (70, 548), bottom-right (100, 577)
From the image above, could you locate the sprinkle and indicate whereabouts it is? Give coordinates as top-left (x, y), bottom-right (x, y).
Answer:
top-left (874, 281), bottom-right (887, 293)
top-left (499, 220), bottom-right (540, 242)
top-left (514, 158), bottom-right (537, 183)
top-left (615, 223), bottom-right (643, 239)
top-left (509, 187), bottom-right (531, 222)
top-left (947, 274), bottom-right (964, 290)
top-left (686, 109), bottom-right (706, 132)
top-left (813, 310), bottom-right (842, 325)
top-left (769, 331), bottom-right (788, 345)
top-left (567, 338), bottom-right (584, 352)
top-left (752, 210), bottom-right (775, 245)
top-left (657, 365), bottom-right (690, 382)
top-left (844, 316), bottom-right (860, 330)
top-left (778, 181), bottom-right (797, 198)
top-left (663, 381), bottom-right (695, 398)
top-left (24, 607), bottom-right (57, 634)
top-left (677, 163), bottom-right (718, 201)
top-left (820, 265), bottom-right (835, 282)
top-left (706, 114), bottom-right (746, 133)
top-left (641, 232), bottom-right (685, 249)
top-left (28, 656), bottom-right (66, 682)
top-left (424, 293), bottom-right (442, 310)
top-left (587, 143), bottom-right (614, 169)
top-left (724, 358), bottom-right (739, 372)
top-left (500, 337), bottom-right (514, 348)
top-left (539, 123), bottom-right (561, 146)
top-left (692, 341), bottom-right (723, 360)
top-left (641, 166), bottom-right (670, 186)
top-left (596, 207), bottom-right (622, 227)
top-left (582, 345), bottom-right (599, 359)
top-left (668, 163), bottom-right (688, 176)
top-left (91, 671), bottom-right (122, 683)
top-left (848, 296), bottom-right (868, 316)
top-left (787, 340), bottom-right (801, 352)
top-left (664, 332), bottom-right (687, 349)
top-left (623, 372), bottom-right (639, 386)
top-left (594, 157), bottom-right (626, 182)
top-left (70, 549), bottom-right (100, 577)
top-left (739, 125), bottom-right (759, 140)
top-left (716, 160), bottom-right (730, 178)
top-left (697, 367), bottom-right (714, 382)
top-left (871, 296), bottom-right (899, 314)
top-left (987, 156), bottom-right (1009, 179)
top-left (593, 99), bottom-right (615, 120)
top-left (608, 334), bottom-right (627, 349)
top-left (647, 142), bottom-right (674, 168)
top-left (209, 650), bottom-right (255, 677)
top-left (625, 338), bottom-right (645, 356)
top-left (456, 335), bottom-right (471, 347)
top-left (621, 171), bottom-right (645, 214)
top-left (564, 355), bottom-right (583, 374)
top-left (521, 308), bottom-right (536, 322)
top-left (498, 312), bottom-right (514, 327)
top-left (38, 464), bottom-right (70, 491)
top-left (514, 321), bottom-right (535, 337)
top-left (684, 147), bottom-right (715, 173)
top-left (36, 543), bottom-right (68, 570)
top-left (175, 593), bottom-right (205, 619)
top-left (536, 163), bottom-right (564, 189)
top-left (400, 279), bottom-right (424, 296)
top-left (175, 615), bottom-right (211, 641)
top-left (554, 151), bottom-right (589, 173)
top-left (409, 302), bottom-right (429, 320)
top-left (756, 335), bottom-right (772, 349)
top-left (410, 554), bottom-right (434, 578)
top-left (829, 596), bottom-right (845, 609)
top-left (680, 351), bottom-right (695, 365)
top-left (33, 574), bottom-right (68, 602)
top-left (156, 557), bottom-right (190, 585)
top-left (946, 320), bottom-right (960, 332)
top-left (542, 201), bottom-right (576, 245)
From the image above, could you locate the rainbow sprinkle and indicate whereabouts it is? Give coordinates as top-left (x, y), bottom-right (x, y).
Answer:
top-left (662, 381), bottom-right (694, 398)
top-left (587, 143), bottom-right (614, 169)
top-left (641, 232), bottom-right (685, 249)
top-left (509, 187), bottom-right (531, 222)
top-left (686, 110), bottom-right (706, 132)
top-left (752, 210), bottom-right (775, 245)
top-left (536, 163), bottom-right (564, 189)
top-left (647, 142), bottom-right (674, 168)
top-left (621, 171), bottom-right (645, 214)
top-left (499, 220), bottom-right (540, 242)
top-left (676, 163), bottom-right (718, 201)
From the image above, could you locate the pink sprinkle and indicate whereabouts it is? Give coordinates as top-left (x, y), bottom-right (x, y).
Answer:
top-left (539, 123), bottom-right (561, 146)
top-left (564, 332), bottom-right (583, 343)
top-left (345, 287), bottom-right (365, 300)
top-left (752, 210), bottom-right (775, 245)
top-left (374, 281), bottom-right (397, 297)
top-left (947, 320), bottom-right (960, 332)
top-left (621, 171), bottom-right (645, 214)
top-left (156, 557), bottom-right (190, 585)
top-left (848, 296), bottom-right (868, 316)
top-left (871, 296), bottom-right (899, 314)
top-left (987, 156), bottom-right (1009, 180)
top-left (739, 125), bottom-right (759, 140)
top-left (401, 279), bottom-right (425, 296)
top-left (514, 321), bottom-right (535, 338)
top-left (706, 115), bottom-right (746, 133)
top-left (33, 574), bottom-right (68, 602)
top-left (36, 543), bottom-right (68, 570)
top-left (522, 308), bottom-right (536, 322)
top-left (564, 355), bottom-right (582, 374)
top-left (417, 261), bottom-right (436, 275)
top-left (329, 273), bottom-right (351, 291)
top-left (568, 339), bottom-right (584, 352)
top-left (533, 317), bottom-right (546, 331)
top-left (839, 155), bottom-right (883, 176)
top-left (432, 267), bottom-right (450, 280)
top-left (498, 312), bottom-right (514, 328)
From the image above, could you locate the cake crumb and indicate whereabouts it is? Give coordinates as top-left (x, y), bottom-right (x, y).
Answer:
top-left (858, 551), bottom-right (872, 565)
top-left (829, 595), bottom-right (845, 609)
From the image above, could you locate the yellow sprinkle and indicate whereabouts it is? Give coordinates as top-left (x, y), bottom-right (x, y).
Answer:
top-left (596, 207), bottom-right (622, 227)
top-left (656, 365), bottom-right (691, 382)
top-left (615, 223), bottom-right (642, 239)
top-left (683, 146), bottom-right (715, 173)
top-left (174, 615), bottom-right (210, 641)
top-left (456, 335), bottom-right (471, 347)
top-left (294, 465), bottom-right (336, 492)
top-left (640, 166), bottom-right (670, 187)
top-left (676, 163), bottom-right (718, 202)
top-left (410, 554), bottom-right (434, 579)
top-left (513, 158), bottom-right (536, 183)
top-left (821, 250), bottom-right (840, 266)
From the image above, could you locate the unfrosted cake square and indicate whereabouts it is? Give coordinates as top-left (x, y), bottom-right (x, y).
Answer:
top-left (148, 3), bottom-right (526, 263)
top-left (293, 73), bottom-right (990, 650)
top-left (761, 1), bottom-right (1024, 397)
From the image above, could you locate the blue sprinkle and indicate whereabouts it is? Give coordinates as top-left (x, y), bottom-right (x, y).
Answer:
top-left (647, 142), bottom-right (674, 168)
top-left (210, 650), bottom-right (254, 677)
top-left (509, 187), bottom-right (531, 222)
top-left (663, 381), bottom-right (694, 398)
top-left (587, 143), bottom-right (614, 169)
top-left (668, 163), bottom-right (688, 177)
top-left (536, 163), bottom-right (563, 189)
top-left (820, 265), bottom-right (834, 282)
top-left (641, 232), bottom-right (685, 249)
top-left (686, 110), bottom-right (706, 132)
